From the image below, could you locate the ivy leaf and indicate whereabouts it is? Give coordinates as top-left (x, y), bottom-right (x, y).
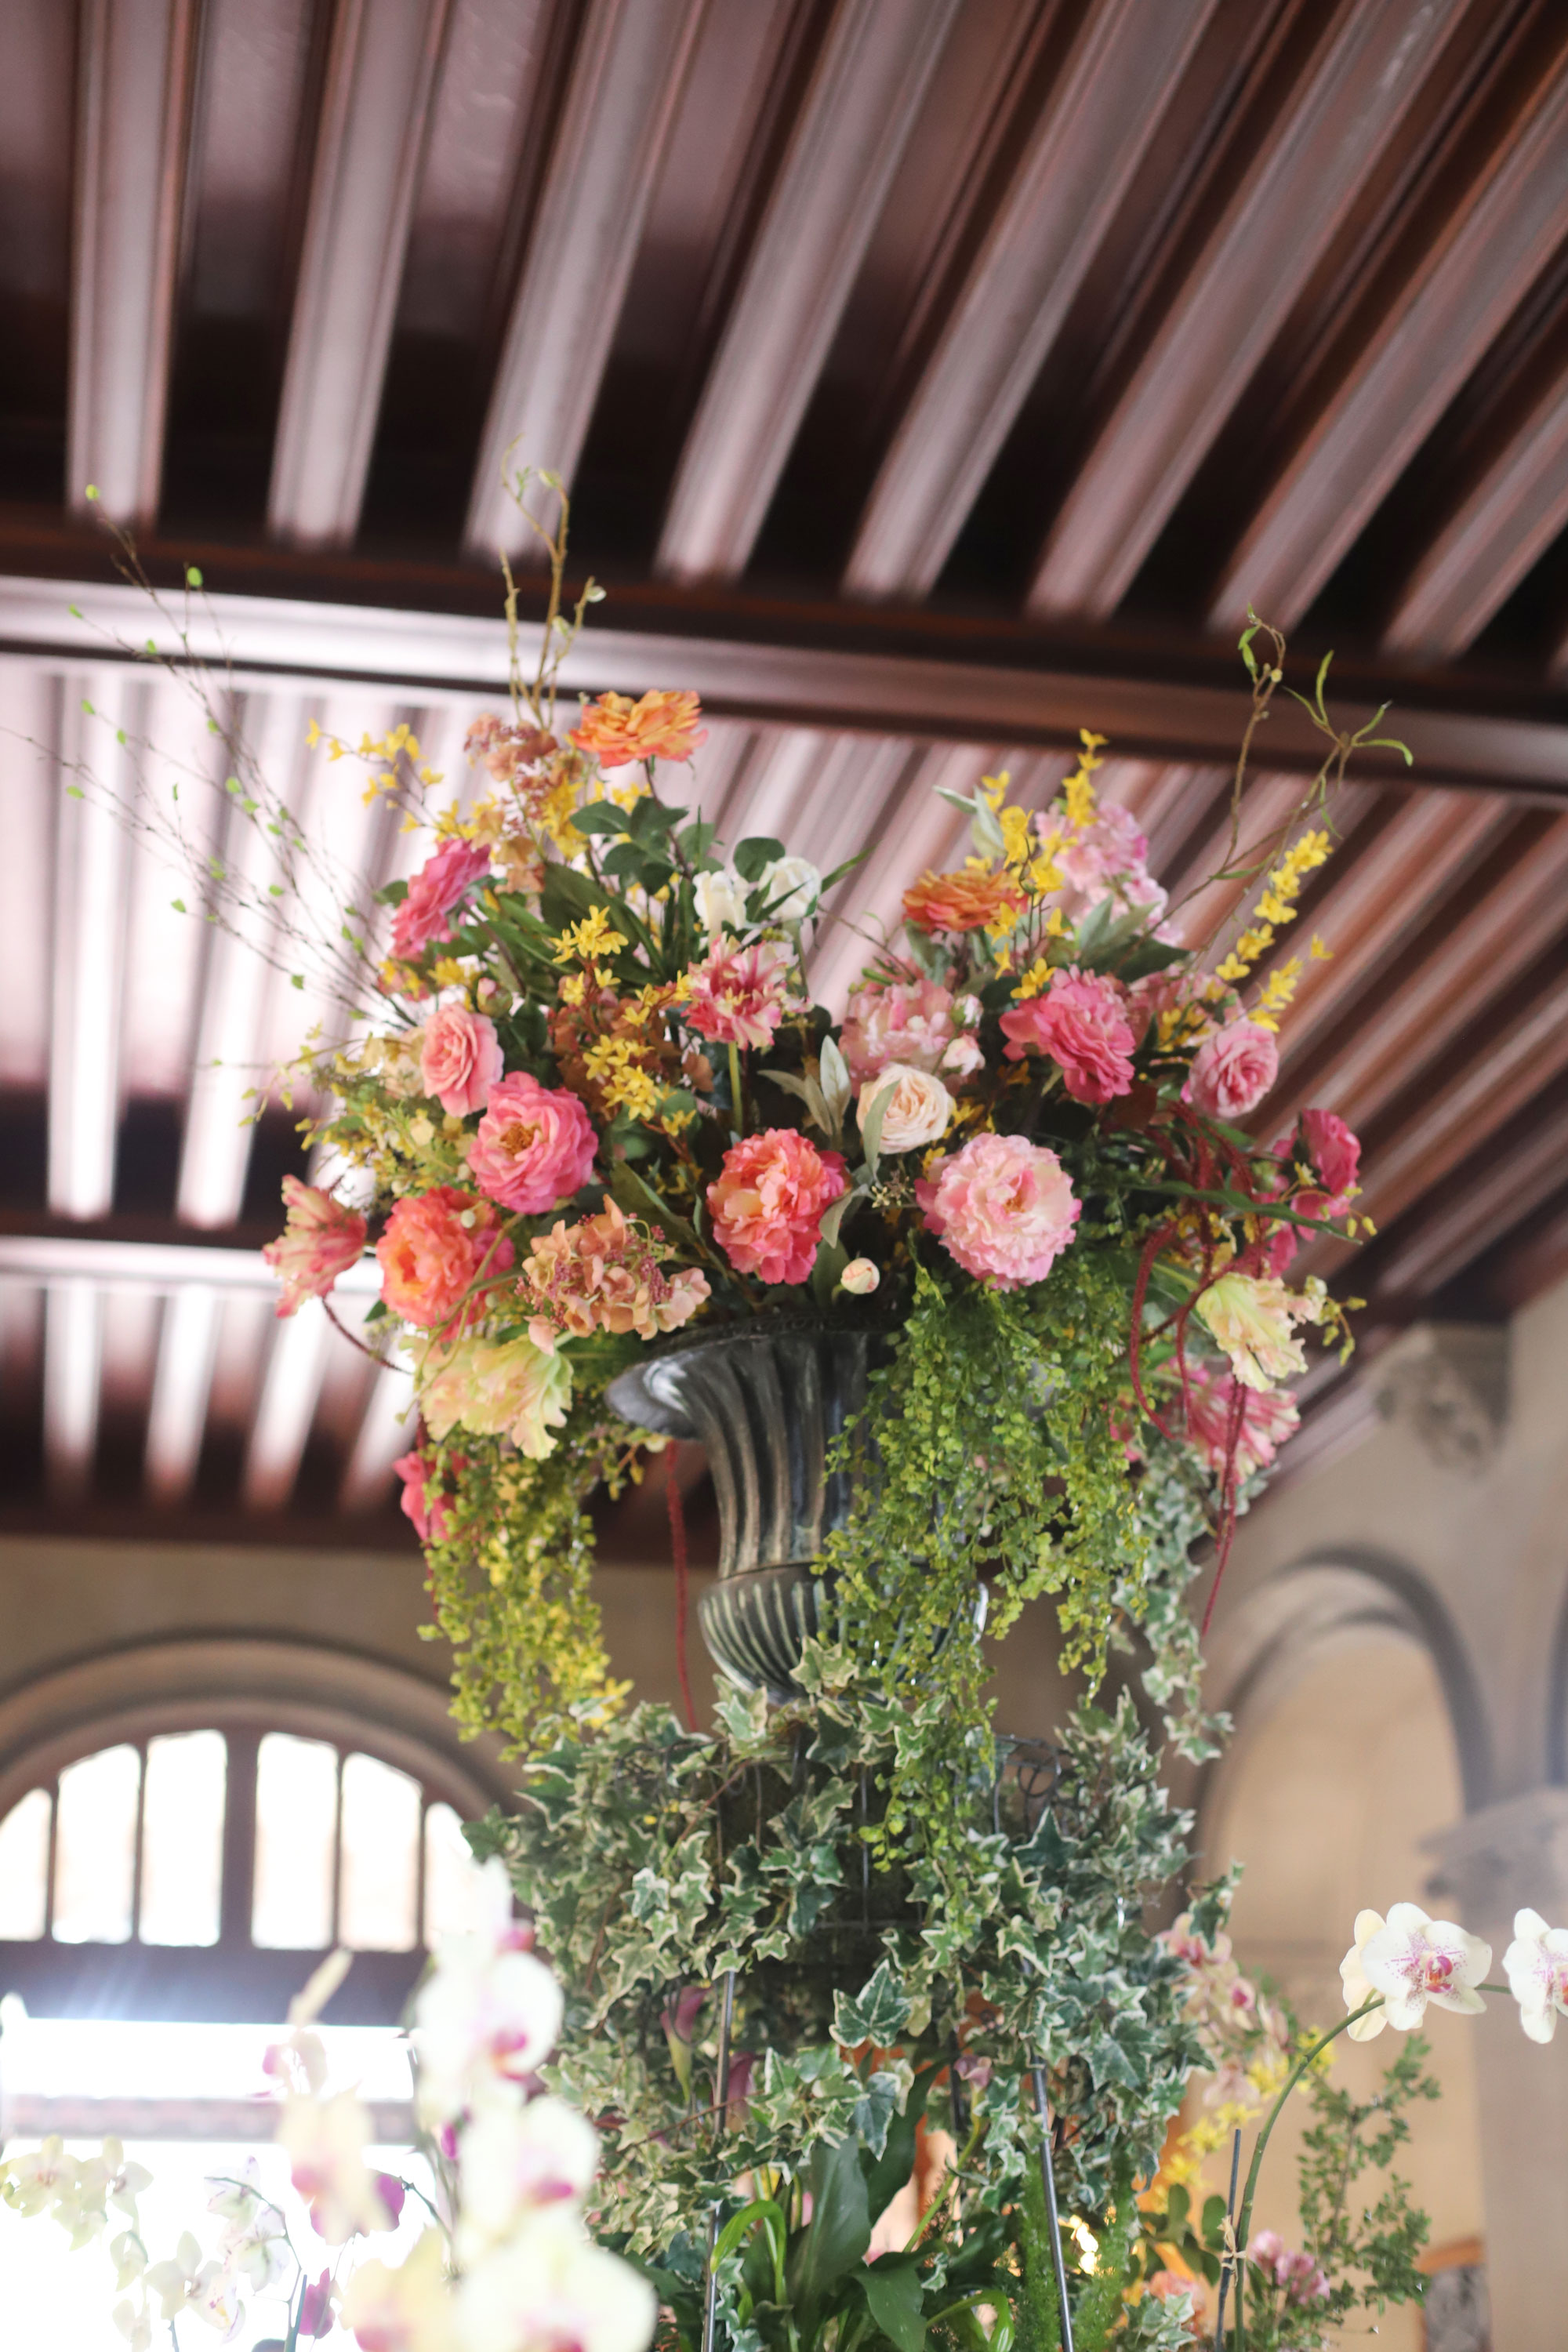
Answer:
top-left (833, 1958), bottom-right (910, 2049)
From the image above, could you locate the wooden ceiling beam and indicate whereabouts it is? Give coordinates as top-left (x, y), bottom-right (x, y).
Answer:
top-left (1364, 1090), bottom-right (1568, 1301)
top-left (656, 0), bottom-right (965, 584)
top-left (267, 0), bottom-right (454, 548)
top-left (67, 0), bottom-right (199, 526)
top-left (1029, 0), bottom-right (1467, 620)
top-left (843, 0), bottom-right (1218, 602)
top-left (1210, 41), bottom-right (1568, 632)
top-left (464, 0), bottom-right (709, 563)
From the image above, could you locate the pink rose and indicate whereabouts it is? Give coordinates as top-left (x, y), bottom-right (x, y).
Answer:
top-left (390, 840), bottom-right (492, 960)
top-left (1300, 1107), bottom-right (1360, 1202)
top-left (1182, 1365), bottom-right (1299, 1483)
top-left (467, 1073), bottom-right (597, 1214)
top-left (916, 1131), bottom-right (1080, 1289)
top-left (262, 1175), bottom-right (368, 1317)
top-left (683, 942), bottom-right (792, 1051)
top-left (1182, 1018), bottom-right (1279, 1120)
top-left (840, 975), bottom-right (975, 1085)
top-left (392, 1446), bottom-right (454, 1545)
top-left (999, 969), bottom-right (1135, 1105)
top-left (420, 1004), bottom-right (503, 1116)
top-left (706, 1128), bottom-right (848, 1285)
top-left (376, 1186), bottom-right (515, 1334)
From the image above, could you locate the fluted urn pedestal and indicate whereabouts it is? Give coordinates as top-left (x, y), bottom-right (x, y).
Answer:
top-left (606, 1322), bottom-right (882, 1703)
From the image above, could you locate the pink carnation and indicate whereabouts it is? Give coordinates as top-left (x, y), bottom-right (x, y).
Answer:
top-left (1300, 1106), bottom-right (1360, 1202)
top-left (1182, 1017), bottom-right (1278, 1120)
top-left (1183, 1365), bottom-right (1299, 1483)
top-left (467, 1073), bottom-right (597, 1214)
top-left (420, 1004), bottom-right (503, 1116)
top-left (376, 1186), bottom-right (515, 1334)
top-left (262, 1175), bottom-right (368, 1317)
top-left (683, 942), bottom-right (792, 1051)
top-left (999, 969), bottom-right (1135, 1105)
top-left (707, 1128), bottom-right (848, 1285)
top-left (390, 840), bottom-right (492, 960)
top-left (840, 974), bottom-right (982, 1085)
top-left (916, 1131), bottom-right (1080, 1289)
top-left (392, 1449), bottom-right (453, 1545)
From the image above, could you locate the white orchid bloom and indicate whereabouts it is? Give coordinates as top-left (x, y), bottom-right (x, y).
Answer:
top-left (756, 855), bottom-right (820, 924)
top-left (340, 2230), bottom-right (456, 2352)
top-left (112, 2296), bottom-right (154, 2352)
top-left (1, 2134), bottom-right (76, 2219)
top-left (278, 2090), bottom-right (392, 2244)
top-left (144, 2231), bottom-right (213, 2321)
top-left (692, 869), bottom-right (747, 938)
top-left (457, 2214), bottom-right (658, 2352)
top-left (102, 2137), bottom-right (153, 2220)
top-left (457, 2095), bottom-right (600, 2259)
top-left (414, 1874), bottom-right (563, 2125)
top-left (1341, 1903), bottom-right (1490, 2039)
top-left (1503, 1907), bottom-right (1568, 2043)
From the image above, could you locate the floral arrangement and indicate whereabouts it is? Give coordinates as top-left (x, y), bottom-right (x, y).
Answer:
top-left (0, 1866), bottom-right (654, 2352)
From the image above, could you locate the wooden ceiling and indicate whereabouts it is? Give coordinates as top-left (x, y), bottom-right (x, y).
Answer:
top-left (1, 0), bottom-right (1567, 1538)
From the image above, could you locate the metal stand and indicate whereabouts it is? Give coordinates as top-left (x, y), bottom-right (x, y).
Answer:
top-left (699, 1970), bottom-right (737, 2352)
top-left (1030, 2062), bottom-right (1076, 2352)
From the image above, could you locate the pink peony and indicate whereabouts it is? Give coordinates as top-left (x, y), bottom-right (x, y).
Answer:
top-left (467, 1073), bottom-right (597, 1214)
top-left (999, 968), bottom-right (1135, 1105)
top-left (420, 1004), bottom-right (503, 1116)
top-left (390, 839), bottom-right (492, 960)
top-left (376, 1186), bottom-right (515, 1334)
top-left (392, 1447), bottom-right (454, 1544)
top-left (1182, 1365), bottom-right (1299, 1483)
top-left (840, 974), bottom-right (980, 1085)
top-left (1182, 1017), bottom-right (1278, 1121)
top-left (1300, 1106), bottom-right (1360, 1202)
top-left (707, 1128), bottom-right (848, 1285)
top-left (683, 942), bottom-right (792, 1051)
top-left (916, 1132), bottom-right (1080, 1289)
top-left (263, 1175), bottom-right (368, 1317)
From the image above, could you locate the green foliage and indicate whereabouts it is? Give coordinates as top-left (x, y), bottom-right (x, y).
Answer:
top-left (1290, 2029), bottom-right (1438, 2331)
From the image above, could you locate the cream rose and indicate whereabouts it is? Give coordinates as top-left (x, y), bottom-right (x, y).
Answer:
top-left (859, 1062), bottom-right (953, 1153)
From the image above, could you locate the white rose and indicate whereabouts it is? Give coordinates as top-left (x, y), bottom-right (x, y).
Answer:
top-left (757, 855), bottom-right (821, 924)
top-left (693, 869), bottom-right (746, 938)
top-left (860, 1062), bottom-right (953, 1152)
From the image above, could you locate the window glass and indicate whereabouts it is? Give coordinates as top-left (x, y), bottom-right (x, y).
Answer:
top-left (53, 1746), bottom-right (140, 1944)
top-left (139, 1731), bottom-right (227, 1947)
top-left (338, 1752), bottom-right (420, 1951)
top-left (0, 1788), bottom-right (51, 1940)
top-left (252, 1734), bottom-right (336, 1949)
top-left (423, 1799), bottom-right (492, 1941)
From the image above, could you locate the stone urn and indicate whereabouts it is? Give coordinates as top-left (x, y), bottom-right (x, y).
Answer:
top-left (605, 1321), bottom-right (886, 1702)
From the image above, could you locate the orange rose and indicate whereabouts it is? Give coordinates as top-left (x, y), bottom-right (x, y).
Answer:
top-left (569, 689), bottom-right (706, 768)
top-left (902, 866), bottom-right (1025, 938)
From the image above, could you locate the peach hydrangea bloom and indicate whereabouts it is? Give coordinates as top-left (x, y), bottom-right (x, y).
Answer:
top-left (902, 866), bottom-right (1024, 938)
top-left (999, 968), bottom-right (1135, 1105)
top-left (916, 1132), bottom-right (1080, 1289)
top-left (707, 1128), bottom-right (848, 1285)
top-left (1182, 1016), bottom-right (1279, 1120)
top-left (569, 689), bottom-right (706, 768)
top-left (683, 941), bottom-right (793, 1051)
top-left (521, 1200), bottom-right (710, 1346)
top-left (420, 1004), bottom-right (503, 1117)
top-left (467, 1073), bottom-right (597, 1215)
top-left (390, 839), bottom-right (492, 960)
top-left (263, 1176), bottom-right (368, 1317)
top-left (840, 974), bottom-right (981, 1085)
top-left (376, 1187), bottom-right (515, 1334)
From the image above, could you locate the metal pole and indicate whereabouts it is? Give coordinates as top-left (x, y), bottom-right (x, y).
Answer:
top-left (700, 1969), bottom-right (737, 2352)
top-left (1030, 2062), bottom-right (1076, 2352)
top-left (1212, 2126), bottom-right (1242, 2351)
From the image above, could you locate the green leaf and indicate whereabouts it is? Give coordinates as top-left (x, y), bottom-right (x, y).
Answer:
top-left (733, 835), bottom-right (785, 884)
top-left (786, 2137), bottom-right (870, 2332)
top-left (862, 2061), bottom-right (941, 2227)
top-left (858, 1083), bottom-right (887, 1178)
top-left (833, 1957), bottom-right (910, 2048)
top-left (604, 1161), bottom-right (699, 1260)
top-left (862, 2258), bottom-right (927, 2352)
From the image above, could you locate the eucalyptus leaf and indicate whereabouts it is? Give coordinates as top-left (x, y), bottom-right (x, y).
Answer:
top-left (734, 836), bottom-right (785, 883)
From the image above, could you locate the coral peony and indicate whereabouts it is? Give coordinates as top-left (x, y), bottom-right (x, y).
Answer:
top-left (902, 865), bottom-right (1025, 938)
top-left (569, 688), bottom-right (706, 768)
top-left (707, 1129), bottom-right (848, 1285)
top-left (390, 839), bottom-right (492, 960)
top-left (683, 941), bottom-right (792, 1051)
top-left (1182, 1365), bottom-right (1299, 1483)
top-left (467, 1073), bottom-right (597, 1215)
top-left (521, 1200), bottom-right (710, 1345)
top-left (1193, 1271), bottom-right (1314, 1392)
top-left (376, 1187), bottom-right (515, 1334)
top-left (420, 1004), bottom-right (503, 1117)
top-left (1300, 1105), bottom-right (1361, 1202)
top-left (263, 1176), bottom-right (367, 1316)
top-left (999, 968), bottom-right (1135, 1104)
top-left (840, 974), bottom-right (980, 1084)
top-left (1183, 1017), bottom-right (1279, 1120)
top-left (858, 1062), bottom-right (953, 1152)
top-left (916, 1131), bottom-right (1080, 1289)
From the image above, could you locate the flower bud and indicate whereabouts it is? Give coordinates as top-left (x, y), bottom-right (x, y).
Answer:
top-left (840, 1258), bottom-right (880, 1295)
